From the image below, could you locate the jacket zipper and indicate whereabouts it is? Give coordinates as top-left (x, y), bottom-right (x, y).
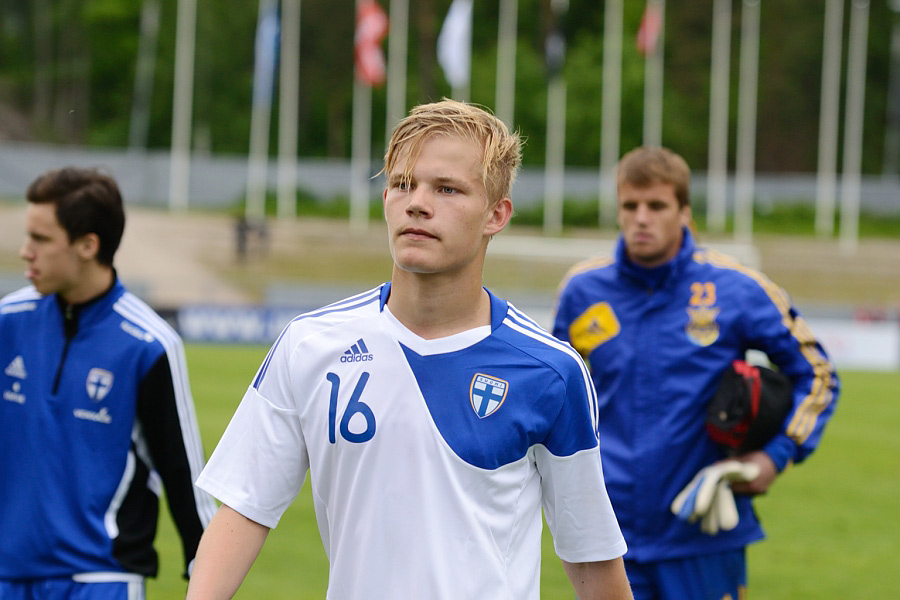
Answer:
top-left (53, 303), bottom-right (78, 394)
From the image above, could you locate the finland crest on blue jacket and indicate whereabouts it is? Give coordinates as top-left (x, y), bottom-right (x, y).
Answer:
top-left (470, 373), bottom-right (508, 418)
top-left (86, 367), bottom-right (114, 401)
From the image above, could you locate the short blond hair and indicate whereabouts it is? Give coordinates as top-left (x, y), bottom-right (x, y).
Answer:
top-left (382, 99), bottom-right (522, 206)
top-left (617, 146), bottom-right (691, 208)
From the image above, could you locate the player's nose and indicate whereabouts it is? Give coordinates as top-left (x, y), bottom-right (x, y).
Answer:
top-left (405, 186), bottom-right (433, 217)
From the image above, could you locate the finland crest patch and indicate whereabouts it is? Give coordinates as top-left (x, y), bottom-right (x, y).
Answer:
top-left (470, 373), bottom-right (508, 418)
top-left (86, 368), bottom-right (114, 402)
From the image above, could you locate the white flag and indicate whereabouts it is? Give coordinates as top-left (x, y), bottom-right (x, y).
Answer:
top-left (437, 0), bottom-right (473, 89)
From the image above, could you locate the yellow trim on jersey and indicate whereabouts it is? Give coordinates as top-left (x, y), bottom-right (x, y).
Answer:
top-left (552, 254), bottom-right (616, 324)
top-left (556, 255), bottom-right (615, 295)
top-left (695, 247), bottom-right (835, 446)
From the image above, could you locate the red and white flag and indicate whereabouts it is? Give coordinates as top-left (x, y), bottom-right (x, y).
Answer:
top-left (355, 0), bottom-right (389, 86)
top-left (636, 2), bottom-right (663, 57)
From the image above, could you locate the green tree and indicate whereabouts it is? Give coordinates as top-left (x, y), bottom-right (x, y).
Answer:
top-left (0, 0), bottom-right (895, 174)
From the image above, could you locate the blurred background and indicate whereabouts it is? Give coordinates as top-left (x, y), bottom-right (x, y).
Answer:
top-left (1, 0), bottom-right (899, 363)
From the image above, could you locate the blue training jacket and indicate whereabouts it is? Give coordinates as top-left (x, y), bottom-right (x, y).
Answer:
top-left (552, 228), bottom-right (839, 562)
top-left (0, 280), bottom-right (216, 580)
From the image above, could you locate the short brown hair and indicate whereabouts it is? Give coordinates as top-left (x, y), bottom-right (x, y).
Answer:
top-left (617, 146), bottom-right (691, 208)
top-left (26, 167), bottom-right (125, 266)
top-left (383, 99), bottom-right (523, 206)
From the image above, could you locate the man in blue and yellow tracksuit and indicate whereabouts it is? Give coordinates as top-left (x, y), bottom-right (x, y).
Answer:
top-left (552, 146), bottom-right (838, 600)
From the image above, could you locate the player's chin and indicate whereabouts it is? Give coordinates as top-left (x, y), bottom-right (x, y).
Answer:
top-left (392, 251), bottom-right (440, 274)
top-left (29, 278), bottom-right (50, 294)
top-left (627, 236), bottom-right (658, 252)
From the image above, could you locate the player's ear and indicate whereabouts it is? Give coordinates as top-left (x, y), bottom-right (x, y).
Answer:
top-left (73, 233), bottom-right (101, 262)
top-left (484, 197), bottom-right (513, 237)
top-left (680, 204), bottom-right (693, 227)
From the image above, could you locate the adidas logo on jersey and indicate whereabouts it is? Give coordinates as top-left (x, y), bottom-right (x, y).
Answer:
top-left (4, 356), bottom-right (27, 379)
top-left (340, 338), bottom-right (374, 363)
top-left (3, 356), bottom-right (27, 404)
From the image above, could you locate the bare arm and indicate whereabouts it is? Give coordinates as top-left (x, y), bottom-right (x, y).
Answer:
top-left (563, 557), bottom-right (633, 600)
top-left (186, 504), bottom-right (270, 599)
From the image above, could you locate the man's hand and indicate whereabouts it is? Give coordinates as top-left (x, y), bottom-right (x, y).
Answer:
top-left (730, 450), bottom-right (778, 496)
top-left (671, 459), bottom-right (764, 534)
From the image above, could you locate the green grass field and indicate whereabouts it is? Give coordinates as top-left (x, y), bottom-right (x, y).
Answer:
top-left (147, 344), bottom-right (900, 598)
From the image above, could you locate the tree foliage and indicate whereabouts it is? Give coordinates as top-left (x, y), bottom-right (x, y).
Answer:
top-left (0, 0), bottom-right (895, 173)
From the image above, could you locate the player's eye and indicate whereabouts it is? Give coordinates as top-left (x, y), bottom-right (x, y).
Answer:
top-left (438, 186), bottom-right (457, 195)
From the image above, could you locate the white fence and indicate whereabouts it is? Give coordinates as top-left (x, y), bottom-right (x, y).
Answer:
top-left (2, 142), bottom-right (899, 214)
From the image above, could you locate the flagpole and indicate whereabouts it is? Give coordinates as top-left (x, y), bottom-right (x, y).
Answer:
top-left (599, 0), bottom-right (622, 227)
top-left (839, 0), bottom-right (871, 255)
top-left (544, 76), bottom-right (566, 235)
top-left (246, 0), bottom-right (279, 221)
top-left (385, 0), bottom-right (409, 139)
top-left (733, 0), bottom-right (760, 244)
top-left (815, 0), bottom-right (844, 237)
top-left (168, 0), bottom-right (197, 212)
top-left (642, 0), bottom-right (665, 147)
top-left (129, 0), bottom-right (161, 205)
top-left (883, 1), bottom-right (900, 176)
top-left (277, 0), bottom-right (301, 219)
top-left (129, 0), bottom-right (161, 152)
top-left (885, 1), bottom-right (900, 176)
top-left (350, 76), bottom-right (373, 232)
top-left (351, 0), bottom-right (389, 232)
top-left (706, 0), bottom-right (732, 234)
top-left (543, 0), bottom-right (568, 236)
top-left (495, 0), bottom-right (518, 127)
top-left (457, 0), bottom-right (472, 103)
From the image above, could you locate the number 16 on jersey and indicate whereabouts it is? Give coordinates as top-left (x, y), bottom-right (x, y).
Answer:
top-left (326, 372), bottom-right (377, 444)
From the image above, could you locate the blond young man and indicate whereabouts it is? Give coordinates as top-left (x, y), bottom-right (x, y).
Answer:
top-left (187, 101), bottom-right (632, 599)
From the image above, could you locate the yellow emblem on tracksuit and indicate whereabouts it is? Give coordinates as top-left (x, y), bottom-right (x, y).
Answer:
top-left (569, 302), bottom-right (621, 359)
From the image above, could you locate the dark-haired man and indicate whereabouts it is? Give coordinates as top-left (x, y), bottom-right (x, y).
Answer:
top-left (0, 167), bottom-right (217, 599)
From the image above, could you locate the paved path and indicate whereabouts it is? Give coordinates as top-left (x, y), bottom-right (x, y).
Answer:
top-left (0, 204), bottom-right (248, 306)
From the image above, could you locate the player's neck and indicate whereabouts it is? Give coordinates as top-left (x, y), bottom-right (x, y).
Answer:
top-left (387, 270), bottom-right (491, 340)
top-left (60, 264), bottom-right (115, 305)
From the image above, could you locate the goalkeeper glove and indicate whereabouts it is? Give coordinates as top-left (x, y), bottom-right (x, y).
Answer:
top-left (670, 460), bottom-right (760, 535)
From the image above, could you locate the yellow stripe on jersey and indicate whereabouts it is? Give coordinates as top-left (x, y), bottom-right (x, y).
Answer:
top-left (556, 255), bottom-right (615, 295)
top-left (695, 248), bottom-right (836, 446)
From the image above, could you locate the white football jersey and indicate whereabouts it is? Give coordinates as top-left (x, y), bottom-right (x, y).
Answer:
top-left (197, 284), bottom-right (626, 599)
